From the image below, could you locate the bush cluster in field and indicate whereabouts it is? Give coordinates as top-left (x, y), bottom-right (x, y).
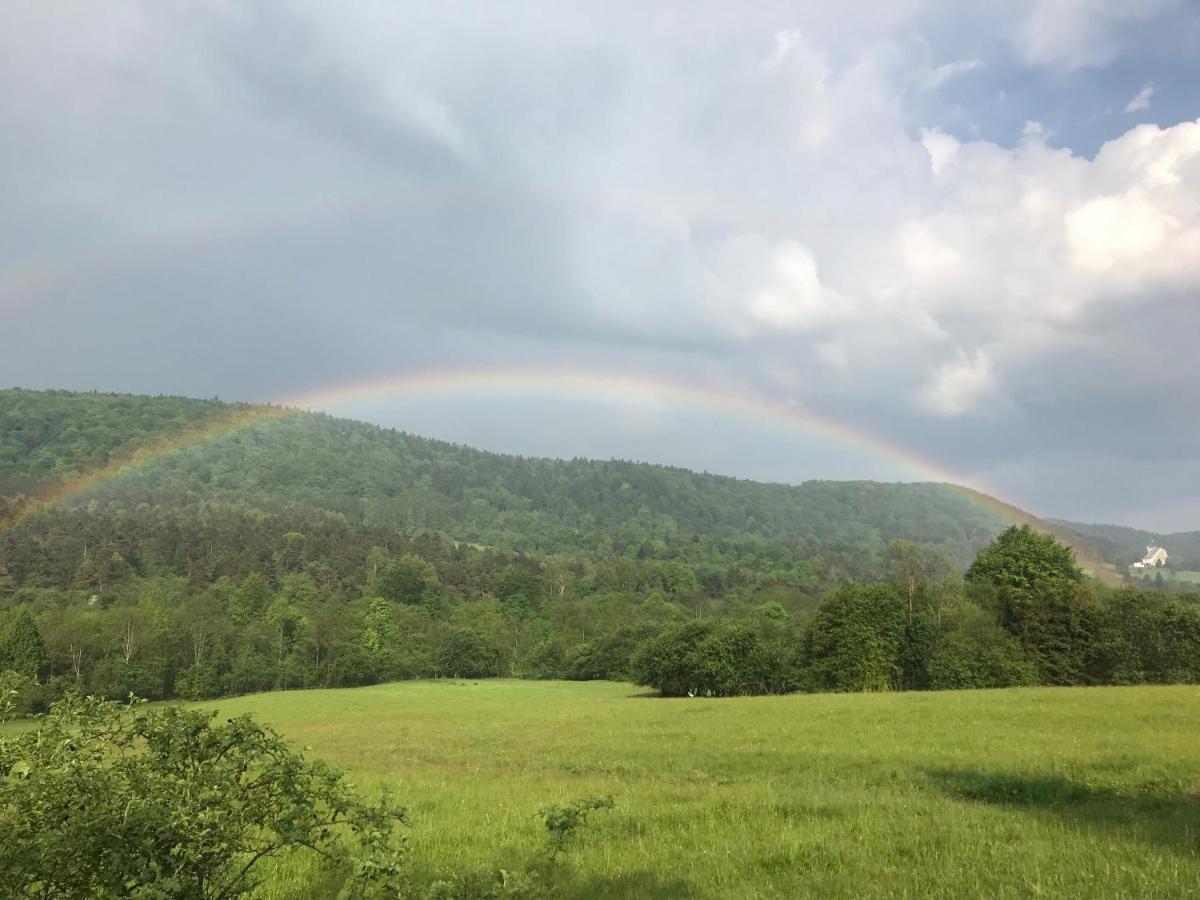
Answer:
top-left (631, 526), bottom-right (1200, 696)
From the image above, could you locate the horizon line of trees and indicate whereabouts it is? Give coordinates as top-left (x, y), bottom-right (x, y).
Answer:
top-left (3, 522), bottom-right (1199, 711)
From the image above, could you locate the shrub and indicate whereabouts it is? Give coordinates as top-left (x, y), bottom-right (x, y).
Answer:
top-left (520, 639), bottom-right (563, 679)
top-left (0, 610), bottom-right (47, 681)
top-left (632, 621), bottom-right (781, 696)
top-left (539, 796), bottom-right (616, 857)
top-left (0, 694), bottom-right (406, 898)
top-left (798, 583), bottom-right (908, 692)
top-left (562, 626), bottom-right (655, 682)
top-left (926, 602), bottom-right (1037, 689)
top-left (439, 628), bottom-right (502, 678)
top-left (0, 670), bottom-right (38, 716)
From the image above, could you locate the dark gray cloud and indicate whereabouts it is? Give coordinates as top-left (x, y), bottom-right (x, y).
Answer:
top-left (2, 1), bottom-right (1199, 529)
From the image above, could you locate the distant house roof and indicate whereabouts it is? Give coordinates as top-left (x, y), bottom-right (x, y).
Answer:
top-left (1141, 545), bottom-right (1168, 566)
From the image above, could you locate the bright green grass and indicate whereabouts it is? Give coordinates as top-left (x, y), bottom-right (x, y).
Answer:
top-left (193, 680), bottom-right (1200, 899)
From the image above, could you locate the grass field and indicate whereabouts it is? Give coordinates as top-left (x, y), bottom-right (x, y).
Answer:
top-left (189, 680), bottom-right (1200, 899)
top-left (1128, 567), bottom-right (1200, 585)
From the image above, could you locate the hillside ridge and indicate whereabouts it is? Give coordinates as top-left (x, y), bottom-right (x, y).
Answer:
top-left (0, 387), bottom-right (1119, 581)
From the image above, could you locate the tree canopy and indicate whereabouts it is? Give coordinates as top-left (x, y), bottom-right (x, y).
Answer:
top-left (965, 525), bottom-right (1083, 592)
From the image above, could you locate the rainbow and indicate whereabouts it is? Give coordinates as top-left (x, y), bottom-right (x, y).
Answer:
top-left (2, 366), bottom-right (991, 530)
top-left (280, 369), bottom-right (1068, 546)
top-left (282, 368), bottom-right (974, 486)
top-left (0, 403), bottom-right (294, 530)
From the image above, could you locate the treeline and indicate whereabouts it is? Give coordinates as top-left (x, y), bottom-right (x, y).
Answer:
top-left (2, 389), bottom-right (1195, 705)
top-left (0, 499), bottom-right (829, 709)
top-left (0, 500), bottom-right (826, 599)
top-left (635, 528), bottom-right (1200, 696)
top-left (2, 519), bottom-right (1198, 710)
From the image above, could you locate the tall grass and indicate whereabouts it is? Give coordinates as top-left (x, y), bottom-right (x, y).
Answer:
top-left (201, 681), bottom-right (1200, 898)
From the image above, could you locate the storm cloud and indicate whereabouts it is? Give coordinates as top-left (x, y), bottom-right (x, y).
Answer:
top-left (2, 1), bottom-right (1198, 528)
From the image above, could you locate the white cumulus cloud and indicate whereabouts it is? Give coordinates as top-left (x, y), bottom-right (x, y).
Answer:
top-left (3, 0), bottom-right (1200, 524)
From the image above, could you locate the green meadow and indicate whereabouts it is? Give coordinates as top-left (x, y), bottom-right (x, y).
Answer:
top-left (1131, 568), bottom-right (1200, 586)
top-left (197, 680), bottom-right (1200, 899)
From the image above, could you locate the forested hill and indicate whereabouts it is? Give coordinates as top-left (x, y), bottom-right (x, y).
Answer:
top-left (0, 387), bottom-right (1081, 577)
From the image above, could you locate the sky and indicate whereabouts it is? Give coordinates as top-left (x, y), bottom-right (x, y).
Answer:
top-left (2, 1), bottom-right (1199, 531)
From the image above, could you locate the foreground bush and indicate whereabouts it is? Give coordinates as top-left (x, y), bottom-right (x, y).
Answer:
top-left (0, 694), bottom-right (407, 898)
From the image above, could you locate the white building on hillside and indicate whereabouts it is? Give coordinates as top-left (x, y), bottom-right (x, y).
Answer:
top-left (1132, 545), bottom-right (1168, 568)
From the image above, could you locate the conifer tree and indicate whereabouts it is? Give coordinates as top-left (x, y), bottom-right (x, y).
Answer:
top-left (0, 610), bottom-right (48, 681)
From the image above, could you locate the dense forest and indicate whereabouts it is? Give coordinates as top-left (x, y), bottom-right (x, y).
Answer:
top-left (1, 388), bottom-right (1197, 709)
top-left (1, 388), bottom-right (1021, 568)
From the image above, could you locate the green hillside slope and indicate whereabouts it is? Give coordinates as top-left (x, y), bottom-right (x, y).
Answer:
top-left (0, 387), bottom-right (1094, 576)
